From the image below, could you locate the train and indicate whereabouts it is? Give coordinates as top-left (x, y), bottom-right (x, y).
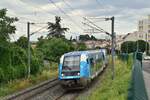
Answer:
top-left (58, 49), bottom-right (108, 88)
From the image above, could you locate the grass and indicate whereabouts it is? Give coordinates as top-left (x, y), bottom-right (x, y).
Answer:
top-left (0, 66), bottom-right (58, 98)
top-left (78, 56), bottom-right (133, 100)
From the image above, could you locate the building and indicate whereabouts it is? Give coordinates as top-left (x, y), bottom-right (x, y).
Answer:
top-left (116, 31), bottom-right (146, 50)
top-left (138, 15), bottom-right (150, 43)
top-left (115, 15), bottom-right (150, 50)
top-left (83, 40), bottom-right (110, 49)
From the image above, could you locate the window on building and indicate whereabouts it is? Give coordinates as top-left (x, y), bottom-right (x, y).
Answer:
top-left (148, 30), bottom-right (150, 33)
top-left (139, 26), bottom-right (143, 31)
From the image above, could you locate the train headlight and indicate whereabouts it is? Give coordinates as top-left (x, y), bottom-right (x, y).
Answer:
top-left (77, 72), bottom-right (80, 76)
top-left (61, 73), bottom-right (64, 77)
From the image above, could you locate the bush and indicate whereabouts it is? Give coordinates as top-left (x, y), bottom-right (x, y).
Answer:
top-left (0, 42), bottom-right (43, 84)
top-left (36, 38), bottom-right (75, 62)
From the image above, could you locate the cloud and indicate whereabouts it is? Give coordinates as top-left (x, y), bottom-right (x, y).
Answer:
top-left (1, 0), bottom-right (150, 40)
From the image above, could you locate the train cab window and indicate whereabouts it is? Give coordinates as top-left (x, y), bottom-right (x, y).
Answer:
top-left (62, 55), bottom-right (80, 71)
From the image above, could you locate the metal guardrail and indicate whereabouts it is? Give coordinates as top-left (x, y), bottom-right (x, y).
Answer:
top-left (128, 54), bottom-right (148, 100)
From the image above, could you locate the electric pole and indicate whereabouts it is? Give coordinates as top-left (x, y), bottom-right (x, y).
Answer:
top-left (27, 22), bottom-right (34, 77)
top-left (83, 16), bottom-right (115, 79)
top-left (27, 22), bottom-right (31, 77)
top-left (111, 16), bottom-right (115, 80)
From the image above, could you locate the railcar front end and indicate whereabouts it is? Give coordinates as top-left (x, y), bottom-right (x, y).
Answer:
top-left (58, 52), bottom-right (90, 87)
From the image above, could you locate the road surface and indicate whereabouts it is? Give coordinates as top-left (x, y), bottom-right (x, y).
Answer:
top-left (143, 60), bottom-right (150, 100)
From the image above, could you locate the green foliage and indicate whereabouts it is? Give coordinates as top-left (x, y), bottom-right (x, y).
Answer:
top-left (47, 16), bottom-right (69, 38)
top-left (36, 38), bottom-right (75, 62)
top-left (135, 40), bottom-right (149, 52)
top-left (75, 42), bottom-right (87, 51)
top-left (121, 40), bottom-right (149, 53)
top-left (79, 34), bottom-right (97, 41)
top-left (0, 8), bottom-right (43, 85)
top-left (15, 36), bottom-right (28, 49)
top-left (0, 8), bottom-right (18, 41)
top-left (0, 42), bottom-right (42, 83)
top-left (121, 41), bottom-right (136, 53)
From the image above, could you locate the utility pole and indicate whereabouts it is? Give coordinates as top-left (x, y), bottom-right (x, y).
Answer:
top-left (111, 17), bottom-right (115, 80)
top-left (83, 16), bottom-right (115, 79)
top-left (27, 22), bottom-right (31, 77)
top-left (27, 22), bottom-right (34, 77)
top-left (146, 32), bottom-right (148, 54)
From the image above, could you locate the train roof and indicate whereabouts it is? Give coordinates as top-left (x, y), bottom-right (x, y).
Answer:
top-left (63, 49), bottom-right (106, 56)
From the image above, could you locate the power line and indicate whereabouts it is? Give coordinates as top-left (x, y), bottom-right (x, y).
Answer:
top-left (62, 0), bottom-right (75, 12)
top-left (48, 0), bottom-right (84, 31)
top-left (83, 17), bottom-right (111, 36)
top-left (31, 25), bottom-right (48, 35)
top-left (95, 0), bottom-right (110, 15)
top-left (61, 0), bottom-right (85, 19)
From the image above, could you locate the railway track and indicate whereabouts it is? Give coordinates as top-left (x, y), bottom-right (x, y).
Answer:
top-left (2, 65), bottom-right (108, 100)
top-left (2, 78), bottom-right (61, 100)
top-left (56, 65), bottom-right (108, 100)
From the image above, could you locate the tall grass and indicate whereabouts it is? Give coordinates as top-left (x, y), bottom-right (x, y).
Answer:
top-left (0, 67), bottom-right (58, 97)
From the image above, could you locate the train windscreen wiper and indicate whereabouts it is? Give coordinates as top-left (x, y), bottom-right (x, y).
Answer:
top-left (64, 66), bottom-right (72, 70)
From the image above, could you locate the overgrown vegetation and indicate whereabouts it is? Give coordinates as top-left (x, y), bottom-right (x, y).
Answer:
top-left (0, 9), bottom-right (41, 83)
top-left (0, 67), bottom-right (58, 97)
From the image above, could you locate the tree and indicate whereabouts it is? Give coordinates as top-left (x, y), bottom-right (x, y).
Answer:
top-left (121, 41), bottom-right (136, 53)
top-left (36, 38), bottom-right (75, 62)
top-left (91, 35), bottom-right (97, 40)
top-left (47, 16), bottom-right (69, 38)
top-left (79, 34), bottom-right (97, 41)
top-left (121, 40), bottom-right (149, 53)
top-left (15, 36), bottom-right (28, 49)
top-left (136, 40), bottom-right (149, 53)
top-left (79, 34), bottom-right (91, 41)
top-left (76, 42), bottom-right (87, 50)
top-left (0, 9), bottom-right (18, 41)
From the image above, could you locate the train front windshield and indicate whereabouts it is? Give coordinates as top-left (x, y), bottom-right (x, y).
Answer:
top-left (62, 55), bottom-right (80, 71)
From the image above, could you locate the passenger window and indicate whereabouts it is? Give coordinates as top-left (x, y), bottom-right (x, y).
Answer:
top-left (87, 59), bottom-right (89, 64)
top-left (90, 58), bottom-right (94, 65)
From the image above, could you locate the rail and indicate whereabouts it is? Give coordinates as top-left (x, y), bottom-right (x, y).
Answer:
top-left (2, 78), bottom-right (59, 100)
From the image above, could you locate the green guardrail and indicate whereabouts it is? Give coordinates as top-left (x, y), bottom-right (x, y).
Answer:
top-left (128, 52), bottom-right (148, 100)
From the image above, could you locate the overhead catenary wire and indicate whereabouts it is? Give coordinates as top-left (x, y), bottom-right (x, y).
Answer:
top-left (48, 0), bottom-right (84, 31)
top-left (61, 0), bottom-right (111, 36)
top-left (83, 17), bottom-right (111, 36)
top-left (30, 25), bottom-right (48, 36)
top-left (61, 0), bottom-right (107, 39)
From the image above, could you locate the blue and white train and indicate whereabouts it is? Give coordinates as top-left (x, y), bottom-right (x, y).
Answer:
top-left (58, 49), bottom-right (108, 87)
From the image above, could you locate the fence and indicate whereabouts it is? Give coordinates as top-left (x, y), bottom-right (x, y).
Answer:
top-left (128, 52), bottom-right (148, 100)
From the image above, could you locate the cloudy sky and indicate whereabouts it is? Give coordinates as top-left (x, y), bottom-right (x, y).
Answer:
top-left (0, 0), bottom-right (150, 41)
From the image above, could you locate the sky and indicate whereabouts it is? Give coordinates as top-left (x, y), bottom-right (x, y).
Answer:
top-left (0, 0), bottom-right (150, 41)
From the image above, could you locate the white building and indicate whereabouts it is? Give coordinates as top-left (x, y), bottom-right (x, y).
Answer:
top-left (138, 15), bottom-right (150, 44)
